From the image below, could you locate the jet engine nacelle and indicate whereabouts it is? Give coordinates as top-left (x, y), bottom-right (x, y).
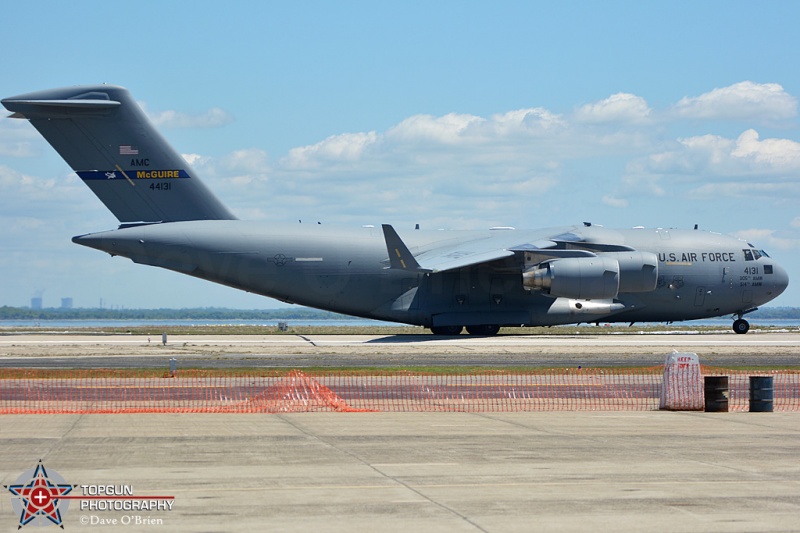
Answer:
top-left (608, 251), bottom-right (659, 293)
top-left (523, 256), bottom-right (620, 299)
top-left (522, 252), bottom-right (658, 300)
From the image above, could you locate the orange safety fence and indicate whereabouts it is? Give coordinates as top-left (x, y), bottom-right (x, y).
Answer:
top-left (0, 367), bottom-right (797, 414)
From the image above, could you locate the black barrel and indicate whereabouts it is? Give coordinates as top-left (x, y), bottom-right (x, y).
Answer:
top-left (704, 376), bottom-right (729, 412)
top-left (749, 376), bottom-right (774, 413)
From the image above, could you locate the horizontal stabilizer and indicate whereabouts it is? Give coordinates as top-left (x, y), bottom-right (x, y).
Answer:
top-left (4, 98), bottom-right (121, 118)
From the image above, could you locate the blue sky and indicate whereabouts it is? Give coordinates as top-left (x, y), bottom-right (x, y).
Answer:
top-left (1, 1), bottom-right (799, 309)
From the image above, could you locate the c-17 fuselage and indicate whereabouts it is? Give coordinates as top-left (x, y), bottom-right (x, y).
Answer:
top-left (72, 219), bottom-right (788, 335)
top-left (2, 85), bottom-right (789, 335)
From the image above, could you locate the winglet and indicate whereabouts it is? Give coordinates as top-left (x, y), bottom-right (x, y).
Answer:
top-left (382, 224), bottom-right (428, 271)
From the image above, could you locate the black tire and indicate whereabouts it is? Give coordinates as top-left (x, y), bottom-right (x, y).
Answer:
top-left (733, 319), bottom-right (750, 334)
top-left (465, 324), bottom-right (501, 336)
top-left (430, 325), bottom-right (463, 336)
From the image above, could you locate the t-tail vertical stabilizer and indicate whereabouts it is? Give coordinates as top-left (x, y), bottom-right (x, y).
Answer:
top-left (2, 85), bottom-right (236, 224)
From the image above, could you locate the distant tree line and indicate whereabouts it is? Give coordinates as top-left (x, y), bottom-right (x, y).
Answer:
top-left (0, 306), bottom-right (798, 320)
top-left (745, 306), bottom-right (800, 319)
top-left (0, 306), bottom-right (351, 321)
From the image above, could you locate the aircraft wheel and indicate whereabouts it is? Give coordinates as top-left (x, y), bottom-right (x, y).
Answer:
top-left (465, 324), bottom-right (501, 336)
top-left (430, 325), bottom-right (463, 336)
top-left (732, 319), bottom-right (750, 334)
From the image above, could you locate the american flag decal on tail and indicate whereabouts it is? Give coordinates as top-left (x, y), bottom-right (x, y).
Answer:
top-left (119, 145), bottom-right (139, 155)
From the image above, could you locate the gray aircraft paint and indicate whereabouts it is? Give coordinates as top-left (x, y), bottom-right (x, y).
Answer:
top-left (2, 86), bottom-right (789, 334)
top-left (2, 85), bottom-right (235, 223)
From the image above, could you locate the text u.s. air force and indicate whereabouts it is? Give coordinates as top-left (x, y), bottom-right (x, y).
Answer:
top-left (658, 252), bottom-right (736, 263)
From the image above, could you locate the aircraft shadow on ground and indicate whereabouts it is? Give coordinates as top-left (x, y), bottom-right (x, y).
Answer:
top-left (365, 335), bottom-right (432, 344)
top-left (364, 334), bottom-right (497, 343)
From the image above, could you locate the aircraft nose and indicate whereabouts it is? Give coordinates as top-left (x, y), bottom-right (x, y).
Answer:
top-left (769, 261), bottom-right (789, 298)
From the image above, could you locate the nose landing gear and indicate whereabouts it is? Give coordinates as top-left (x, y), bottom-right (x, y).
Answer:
top-left (732, 317), bottom-right (750, 334)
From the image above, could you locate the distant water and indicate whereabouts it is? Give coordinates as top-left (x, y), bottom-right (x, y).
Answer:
top-left (1, 318), bottom-right (798, 329)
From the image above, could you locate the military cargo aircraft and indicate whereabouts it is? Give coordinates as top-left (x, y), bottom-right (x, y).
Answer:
top-left (2, 85), bottom-right (789, 335)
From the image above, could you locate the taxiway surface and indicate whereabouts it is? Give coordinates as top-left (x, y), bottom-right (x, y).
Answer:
top-left (1, 332), bottom-right (798, 532)
top-left (1, 412), bottom-right (798, 532)
top-left (1, 332), bottom-right (799, 368)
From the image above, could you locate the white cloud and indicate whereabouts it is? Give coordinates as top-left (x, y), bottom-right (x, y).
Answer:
top-left (7, 81), bottom-right (784, 231)
top-left (0, 143), bottom-right (35, 157)
top-left (280, 108), bottom-right (571, 180)
top-left (283, 131), bottom-right (378, 169)
top-left (0, 164), bottom-right (64, 201)
top-left (0, 166), bottom-right (97, 226)
top-left (186, 84), bottom-right (800, 228)
top-left (139, 102), bottom-right (234, 128)
top-left (388, 113), bottom-right (484, 144)
top-left (182, 153), bottom-right (211, 166)
top-left (605, 126), bottom-right (800, 207)
top-left (672, 81), bottom-right (797, 124)
top-left (734, 228), bottom-right (799, 251)
top-left (266, 108), bottom-right (572, 228)
top-left (223, 148), bottom-right (270, 173)
top-left (731, 129), bottom-right (800, 169)
top-left (575, 93), bottom-right (652, 124)
top-left (489, 108), bottom-right (566, 137)
top-left (689, 181), bottom-right (800, 199)
top-left (0, 118), bottom-right (41, 157)
top-left (221, 148), bottom-right (270, 188)
top-left (602, 195), bottom-right (629, 208)
top-left (385, 108), bottom-right (566, 145)
top-left (609, 170), bottom-right (667, 201)
top-left (650, 129), bottom-right (800, 178)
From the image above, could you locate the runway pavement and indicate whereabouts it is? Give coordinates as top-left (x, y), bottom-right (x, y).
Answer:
top-left (1, 332), bottom-right (798, 531)
top-left (1, 332), bottom-right (799, 368)
top-left (1, 412), bottom-right (798, 532)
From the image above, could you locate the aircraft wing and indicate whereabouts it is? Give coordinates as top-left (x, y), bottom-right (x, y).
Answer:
top-left (417, 246), bottom-right (517, 272)
top-left (382, 225), bottom-right (596, 273)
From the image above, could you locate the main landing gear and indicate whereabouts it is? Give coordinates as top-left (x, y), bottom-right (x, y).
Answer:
top-left (465, 324), bottom-right (501, 336)
top-left (430, 325), bottom-right (463, 336)
top-left (429, 324), bottom-right (501, 336)
top-left (732, 318), bottom-right (750, 335)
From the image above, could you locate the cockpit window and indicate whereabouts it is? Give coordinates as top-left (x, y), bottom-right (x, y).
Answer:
top-left (743, 248), bottom-right (770, 261)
